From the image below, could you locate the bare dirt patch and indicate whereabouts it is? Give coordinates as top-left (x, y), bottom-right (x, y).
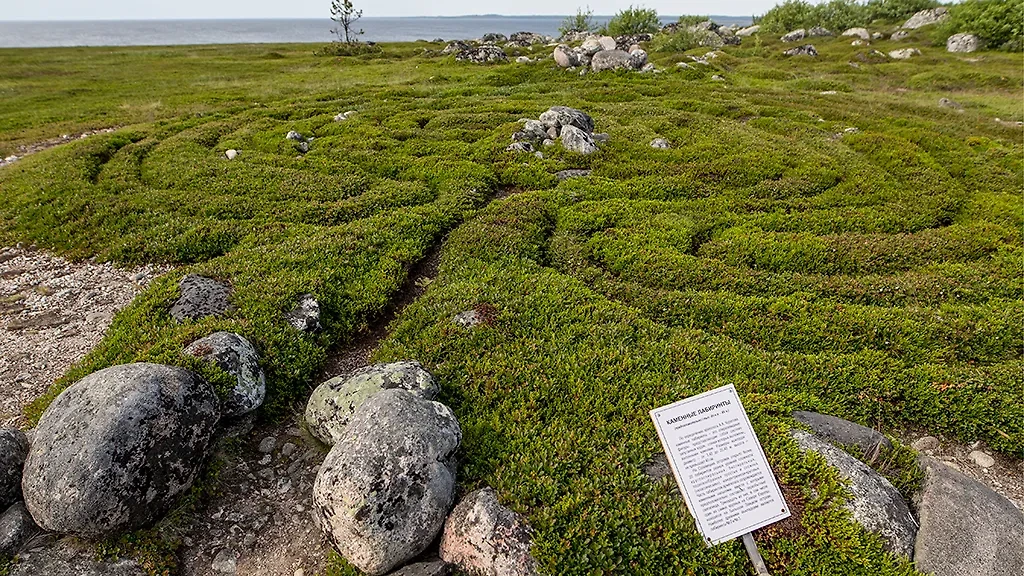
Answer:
top-left (0, 128), bottom-right (118, 169)
top-left (0, 246), bottom-right (168, 427)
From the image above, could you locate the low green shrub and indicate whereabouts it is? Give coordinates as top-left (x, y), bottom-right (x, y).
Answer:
top-left (313, 42), bottom-right (384, 57)
top-left (865, 0), bottom-right (940, 22)
top-left (935, 0), bottom-right (1024, 51)
top-left (759, 0), bottom-right (869, 33)
top-left (602, 5), bottom-right (661, 36)
top-left (559, 6), bottom-right (598, 36)
top-left (650, 28), bottom-right (718, 52)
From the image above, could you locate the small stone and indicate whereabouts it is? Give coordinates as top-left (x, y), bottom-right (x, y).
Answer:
top-left (280, 442), bottom-right (297, 458)
top-left (184, 332), bottom-right (266, 418)
top-left (711, 75), bottom-right (725, 81)
top-left (285, 293), bottom-right (322, 332)
top-left (888, 48), bottom-right (921, 60)
top-left (515, 56), bottom-right (530, 64)
top-left (969, 450), bottom-right (995, 468)
top-left (939, 97), bottom-right (963, 110)
top-left (0, 502), bottom-right (39, 557)
top-left (258, 436), bottom-right (277, 454)
top-left (286, 131), bottom-right (305, 142)
top-left (555, 169), bottom-right (591, 181)
top-left (225, 149), bottom-right (238, 160)
top-left (912, 436), bottom-right (940, 451)
top-left (453, 310), bottom-right (483, 328)
top-left (212, 548), bottom-right (237, 574)
top-left (650, 138), bottom-right (670, 149)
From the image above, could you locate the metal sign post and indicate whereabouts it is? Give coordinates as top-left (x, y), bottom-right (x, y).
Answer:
top-left (741, 532), bottom-right (771, 576)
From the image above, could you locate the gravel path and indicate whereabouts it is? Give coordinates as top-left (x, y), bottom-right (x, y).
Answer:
top-left (0, 245), bottom-right (169, 427)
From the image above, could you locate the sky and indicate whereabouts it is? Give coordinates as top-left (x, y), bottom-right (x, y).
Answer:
top-left (3, 0), bottom-right (775, 21)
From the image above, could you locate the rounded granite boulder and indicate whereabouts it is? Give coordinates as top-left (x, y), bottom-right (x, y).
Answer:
top-left (313, 389), bottom-right (461, 575)
top-left (22, 363), bottom-right (220, 538)
top-left (305, 361), bottom-right (439, 446)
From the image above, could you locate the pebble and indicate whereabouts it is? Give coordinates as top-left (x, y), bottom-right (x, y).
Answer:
top-left (225, 149), bottom-right (238, 160)
top-left (912, 436), bottom-right (940, 451)
top-left (280, 442), bottom-right (297, 458)
top-left (969, 450), bottom-right (995, 468)
top-left (258, 436), bottom-right (276, 454)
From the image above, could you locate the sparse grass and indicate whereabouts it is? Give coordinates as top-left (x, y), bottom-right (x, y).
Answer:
top-left (0, 33), bottom-right (1020, 576)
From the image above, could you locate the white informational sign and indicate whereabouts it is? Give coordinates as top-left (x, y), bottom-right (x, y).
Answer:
top-left (650, 384), bottom-right (790, 546)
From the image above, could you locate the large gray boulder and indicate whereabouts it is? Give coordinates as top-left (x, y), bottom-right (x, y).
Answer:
top-left (781, 29), bottom-right (806, 42)
top-left (736, 25), bottom-right (760, 37)
top-left (559, 125), bottom-right (598, 155)
top-left (305, 361), bottom-right (439, 446)
top-left (903, 7), bottom-right (949, 29)
top-left (170, 274), bottom-right (233, 321)
top-left (552, 45), bottom-right (579, 68)
top-left (0, 502), bottom-right (39, 557)
top-left (590, 49), bottom-right (634, 72)
top-left (0, 429), bottom-right (28, 511)
top-left (947, 33), bottom-right (980, 53)
top-left (842, 27), bottom-right (871, 40)
top-left (22, 363), bottom-right (220, 537)
top-left (792, 430), bottom-right (917, 558)
top-left (185, 332), bottom-right (265, 418)
top-left (539, 106), bottom-right (595, 134)
top-left (313, 389), bottom-right (461, 575)
top-left (439, 488), bottom-right (538, 576)
top-left (808, 26), bottom-right (833, 37)
top-left (792, 411), bottom-right (891, 456)
top-left (11, 538), bottom-right (145, 576)
top-left (914, 456), bottom-right (1023, 575)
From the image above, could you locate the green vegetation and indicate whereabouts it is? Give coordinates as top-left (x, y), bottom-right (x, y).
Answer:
top-left (602, 5), bottom-right (662, 35)
top-left (0, 28), bottom-right (1021, 575)
top-left (559, 6), bottom-right (598, 36)
top-left (936, 0), bottom-right (1024, 51)
top-left (759, 0), bottom-right (939, 35)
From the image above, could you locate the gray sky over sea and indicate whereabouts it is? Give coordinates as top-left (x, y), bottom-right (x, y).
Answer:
top-left (4, 0), bottom-right (773, 20)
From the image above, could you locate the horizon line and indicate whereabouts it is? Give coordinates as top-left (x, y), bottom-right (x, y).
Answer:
top-left (0, 13), bottom-right (756, 23)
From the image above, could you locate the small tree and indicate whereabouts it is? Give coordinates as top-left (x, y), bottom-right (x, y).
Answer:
top-left (603, 5), bottom-right (661, 36)
top-left (560, 6), bottom-right (598, 36)
top-left (330, 0), bottom-right (364, 44)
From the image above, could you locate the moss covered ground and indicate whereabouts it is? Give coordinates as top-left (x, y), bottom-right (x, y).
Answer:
top-left (1, 27), bottom-right (1021, 575)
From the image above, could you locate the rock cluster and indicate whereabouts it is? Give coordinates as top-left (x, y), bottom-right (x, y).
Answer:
top-left (455, 45), bottom-right (508, 64)
top-left (507, 106), bottom-right (606, 155)
top-left (783, 44), bottom-right (819, 57)
top-left (792, 411), bottom-right (1024, 574)
top-left (505, 31), bottom-right (550, 48)
top-left (306, 362), bottom-right (538, 576)
top-left (552, 35), bottom-right (650, 73)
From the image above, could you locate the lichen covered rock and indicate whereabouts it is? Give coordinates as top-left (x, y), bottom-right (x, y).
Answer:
top-left (313, 389), bottom-right (461, 575)
top-left (305, 361), bottom-right (439, 446)
top-left (22, 363), bottom-right (220, 537)
top-left (184, 331), bottom-right (266, 418)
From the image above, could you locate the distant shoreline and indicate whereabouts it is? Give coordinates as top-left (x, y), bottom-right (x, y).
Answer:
top-left (0, 15), bottom-right (755, 48)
